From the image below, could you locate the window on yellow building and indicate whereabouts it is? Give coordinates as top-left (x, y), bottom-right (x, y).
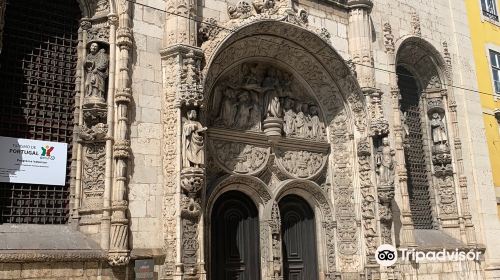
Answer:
top-left (482, 0), bottom-right (499, 21)
top-left (490, 50), bottom-right (500, 95)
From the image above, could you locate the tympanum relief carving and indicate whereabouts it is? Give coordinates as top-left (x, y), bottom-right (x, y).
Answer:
top-left (210, 63), bottom-right (327, 141)
top-left (208, 62), bottom-right (330, 182)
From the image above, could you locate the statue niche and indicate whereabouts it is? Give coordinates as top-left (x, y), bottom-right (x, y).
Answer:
top-left (84, 42), bottom-right (109, 108)
top-left (210, 62), bottom-right (327, 141)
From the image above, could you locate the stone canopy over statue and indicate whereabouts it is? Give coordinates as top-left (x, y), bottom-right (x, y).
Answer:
top-left (84, 42), bottom-right (109, 106)
top-left (211, 62), bottom-right (326, 141)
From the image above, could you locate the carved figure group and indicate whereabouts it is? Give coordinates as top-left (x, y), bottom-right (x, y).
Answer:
top-left (282, 97), bottom-right (325, 140)
top-left (84, 42), bottom-right (109, 103)
top-left (280, 150), bottom-right (324, 178)
top-left (217, 89), bottom-right (261, 130)
top-left (375, 137), bottom-right (395, 186)
top-left (183, 110), bottom-right (207, 168)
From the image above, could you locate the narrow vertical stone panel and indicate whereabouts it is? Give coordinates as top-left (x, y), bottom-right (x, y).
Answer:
top-left (108, 0), bottom-right (134, 266)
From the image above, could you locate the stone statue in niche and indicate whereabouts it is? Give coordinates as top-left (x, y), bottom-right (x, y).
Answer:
top-left (376, 137), bottom-right (395, 186)
top-left (430, 112), bottom-right (448, 145)
top-left (183, 110), bottom-right (207, 168)
top-left (84, 42), bottom-right (109, 104)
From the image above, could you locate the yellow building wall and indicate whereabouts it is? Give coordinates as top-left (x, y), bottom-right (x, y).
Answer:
top-left (465, 0), bottom-right (500, 217)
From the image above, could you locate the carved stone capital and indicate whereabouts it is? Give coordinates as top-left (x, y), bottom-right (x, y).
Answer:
top-left (180, 168), bottom-right (204, 195)
top-left (115, 88), bottom-right (133, 104)
top-left (80, 18), bottom-right (92, 30)
top-left (107, 252), bottom-right (130, 266)
top-left (378, 184), bottom-right (395, 203)
top-left (113, 140), bottom-right (131, 159)
top-left (370, 118), bottom-right (389, 136)
top-left (346, 0), bottom-right (373, 10)
top-left (116, 27), bottom-right (133, 49)
top-left (108, 13), bottom-right (119, 26)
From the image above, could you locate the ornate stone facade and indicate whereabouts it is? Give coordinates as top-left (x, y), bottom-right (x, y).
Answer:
top-left (0, 0), bottom-right (499, 280)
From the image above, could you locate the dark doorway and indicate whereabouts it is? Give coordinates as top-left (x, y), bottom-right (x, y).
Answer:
top-left (279, 195), bottom-right (319, 280)
top-left (211, 191), bottom-right (261, 280)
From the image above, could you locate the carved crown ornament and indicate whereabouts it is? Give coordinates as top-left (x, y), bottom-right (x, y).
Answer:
top-left (197, 0), bottom-right (332, 46)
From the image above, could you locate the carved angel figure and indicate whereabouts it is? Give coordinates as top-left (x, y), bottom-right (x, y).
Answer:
top-left (376, 137), bottom-right (395, 186)
top-left (430, 113), bottom-right (448, 145)
top-left (84, 42), bottom-right (108, 102)
top-left (183, 110), bottom-right (207, 168)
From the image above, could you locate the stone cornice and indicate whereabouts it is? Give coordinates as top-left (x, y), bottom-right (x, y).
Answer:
top-left (0, 249), bottom-right (106, 263)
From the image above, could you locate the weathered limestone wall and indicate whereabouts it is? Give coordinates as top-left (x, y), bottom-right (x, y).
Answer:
top-left (0, 262), bottom-right (128, 280)
top-left (369, 0), bottom-right (500, 272)
top-left (128, 0), bottom-right (166, 252)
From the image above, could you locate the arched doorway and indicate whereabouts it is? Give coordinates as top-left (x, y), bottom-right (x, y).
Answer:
top-left (279, 195), bottom-right (318, 280)
top-left (211, 191), bottom-right (261, 280)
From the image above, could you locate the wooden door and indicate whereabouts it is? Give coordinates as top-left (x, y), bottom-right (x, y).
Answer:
top-left (280, 195), bottom-right (319, 280)
top-left (211, 191), bottom-right (261, 280)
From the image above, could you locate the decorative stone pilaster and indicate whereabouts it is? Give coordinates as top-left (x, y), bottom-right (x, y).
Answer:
top-left (330, 111), bottom-right (360, 274)
top-left (385, 21), bottom-right (416, 246)
top-left (162, 0), bottom-right (204, 274)
top-left (410, 11), bottom-right (421, 36)
top-left (440, 87), bottom-right (477, 245)
top-left (347, 0), bottom-right (375, 91)
top-left (107, 0), bottom-right (134, 266)
top-left (357, 139), bottom-right (379, 268)
top-left (269, 202), bottom-right (283, 280)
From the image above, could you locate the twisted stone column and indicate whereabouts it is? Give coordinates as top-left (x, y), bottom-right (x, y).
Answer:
top-left (108, 0), bottom-right (134, 266)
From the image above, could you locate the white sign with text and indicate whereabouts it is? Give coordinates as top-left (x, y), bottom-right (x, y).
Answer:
top-left (0, 136), bottom-right (68, 186)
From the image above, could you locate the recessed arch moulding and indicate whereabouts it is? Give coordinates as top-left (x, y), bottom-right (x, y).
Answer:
top-left (200, 20), bottom-right (373, 276)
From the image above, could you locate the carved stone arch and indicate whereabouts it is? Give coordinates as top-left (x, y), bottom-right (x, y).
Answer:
top-left (274, 179), bottom-right (334, 220)
top-left (274, 179), bottom-right (336, 277)
top-left (395, 36), bottom-right (449, 91)
top-left (201, 20), bottom-right (368, 134)
top-left (206, 174), bottom-right (273, 218)
top-left (394, 35), bottom-right (465, 238)
top-left (205, 174), bottom-right (273, 280)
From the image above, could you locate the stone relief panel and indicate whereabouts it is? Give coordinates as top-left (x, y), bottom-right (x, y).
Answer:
top-left (275, 149), bottom-right (327, 179)
top-left (209, 139), bottom-right (270, 175)
top-left (210, 62), bottom-right (327, 141)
